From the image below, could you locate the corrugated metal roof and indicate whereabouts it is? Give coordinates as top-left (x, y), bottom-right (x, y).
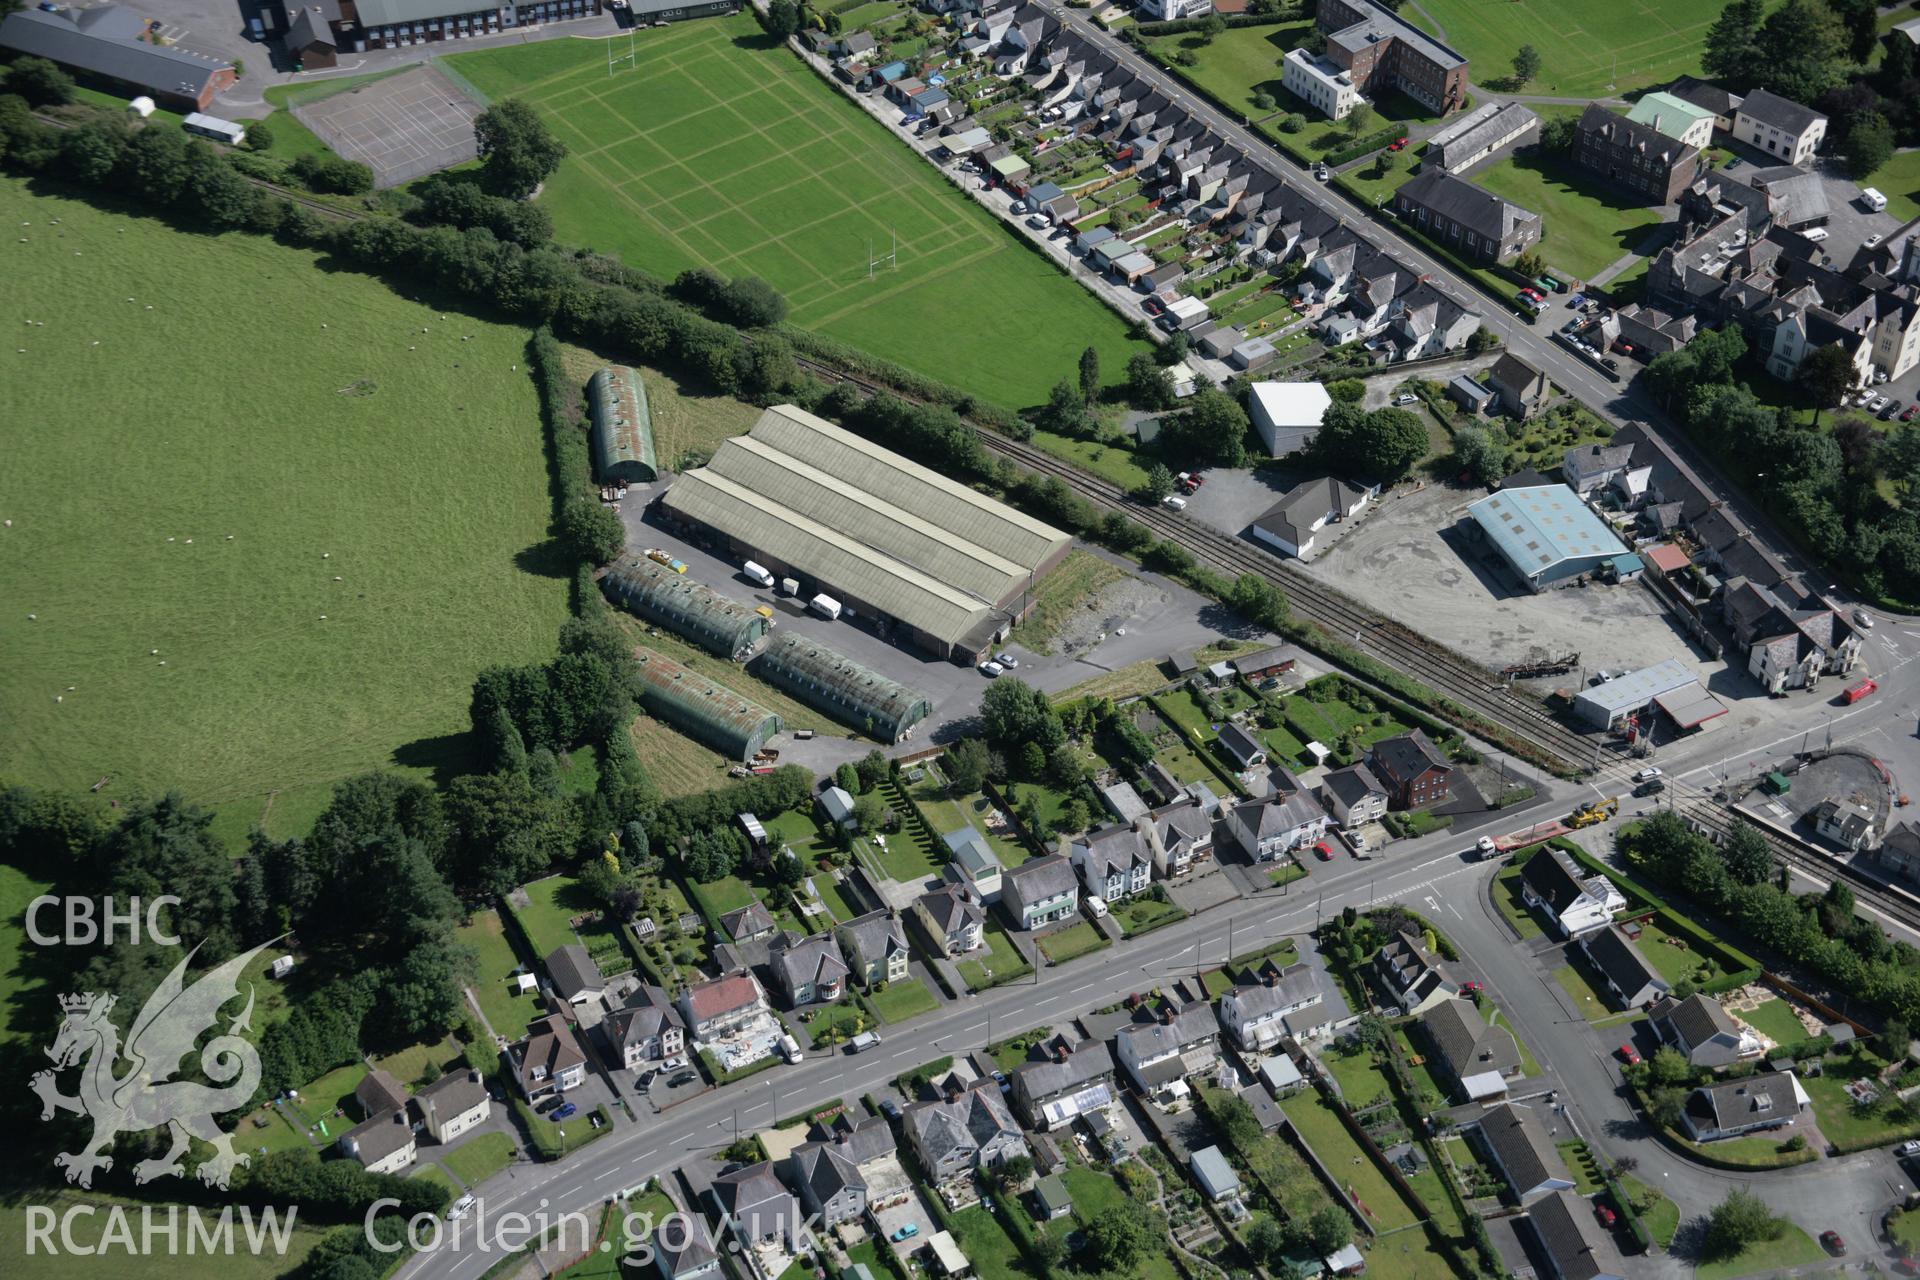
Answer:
top-left (1467, 485), bottom-right (1628, 577)
top-left (588, 366), bottom-right (657, 482)
top-left (631, 647), bottom-right (781, 762)
top-left (601, 555), bottom-right (767, 657)
top-left (753, 632), bottom-right (932, 744)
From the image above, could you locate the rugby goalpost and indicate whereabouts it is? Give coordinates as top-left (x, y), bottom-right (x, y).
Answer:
top-left (608, 28), bottom-right (636, 75)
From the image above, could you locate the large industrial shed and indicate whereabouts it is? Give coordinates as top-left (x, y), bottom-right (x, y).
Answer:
top-left (1574, 659), bottom-right (1727, 732)
top-left (1466, 485), bottom-right (1631, 592)
top-left (753, 632), bottom-right (933, 744)
top-left (659, 405), bottom-right (1072, 663)
top-left (599, 555), bottom-right (768, 658)
top-left (630, 648), bottom-right (781, 761)
top-left (587, 366), bottom-right (657, 484)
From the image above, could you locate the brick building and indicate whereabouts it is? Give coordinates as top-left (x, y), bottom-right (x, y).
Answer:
top-left (1316, 0), bottom-right (1468, 117)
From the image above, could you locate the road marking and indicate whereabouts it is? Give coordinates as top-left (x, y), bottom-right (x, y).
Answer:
top-left (560, 1183), bottom-right (583, 1198)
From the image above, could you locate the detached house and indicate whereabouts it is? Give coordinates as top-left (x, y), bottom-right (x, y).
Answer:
top-left (820, 1113), bottom-right (910, 1209)
top-left (915, 884), bottom-right (986, 956)
top-left (506, 1014), bottom-right (589, 1101)
top-left (653, 1210), bottom-right (720, 1280)
top-left (1002, 855), bottom-right (1080, 931)
top-left (1577, 925), bottom-right (1670, 1010)
top-left (720, 902), bottom-right (777, 945)
top-left (1486, 353), bottom-right (1550, 420)
top-left (1011, 1039), bottom-right (1116, 1129)
top-left (1115, 1002), bottom-right (1221, 1099)
top-left (771, 935), bottom-right (850, 1008)
top-left (545, 944), bottom-right (607, 1005)
top-left (339, 1069), bottom-right (416, 1174)
top-left (1562, 443), bottom-right (1638, 496)
top-left (1733, 89), bottom-right (1826, 167)
top-left (1228, 792), bottom-right (1331, 862)
top-left (1366, 731), bottom-right (1453, 810)
top-left (1474, 1103), bottom-right (1574, 1202)
top-left (708, 1162), bottom-right (802, 1252)
top-left (904, 1079), bottom-right (1028, 1183)
top-left (1526, 1188), bottom-right (1626, 1280)
top-left (1372, 925), bottom-right (1458, 1016)
top-left (1421, 997), bottom-right (1521, 1101)
top-left (1216, 722), bottom-right (1269, 770)
top-left (1070, 822), bottom-right (1155, 902)
top-left (838, 911), bottom-right (911, 988)
top-left (787, 1140), bottom-right (867, 1229)
top-left (677, 972), bottom-right (770, 1042)
top-left (1218, 962), bottom-right (1330, 1050)
top-left (1648, 993), bottom-right (1762, 1068)
top-left (1518, 847), bottom-right (1624, 938)
top-left (1391, 168), bottom-right (1541, 264)
top-left (605, 984), bottom-right (687, 1070)
top-left (1681, 1071), bottom-right (1810, 1142)
top-left (1813, 799), bottom-right (1880, 852)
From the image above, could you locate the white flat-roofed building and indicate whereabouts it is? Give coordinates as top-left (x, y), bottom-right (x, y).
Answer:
top-left (1282, 48), bottom-right (1364, 121)
top-left (1248, 382), bottom-right (1333, 457)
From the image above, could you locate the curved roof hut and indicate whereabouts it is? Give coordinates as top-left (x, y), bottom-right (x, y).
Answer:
top-left (631, 647), bottom-right (781, 762)
top-left (600, 555), bottom-right (768, 658)
top-left (753, 632), bottom-right (932, 744)
top-left (587, 365), bottom-right (657, 484)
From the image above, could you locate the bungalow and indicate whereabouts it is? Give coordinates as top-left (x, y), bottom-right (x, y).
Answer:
top-left (1474, 1103), bottom-right (1573, 1202)
top-left (1216, 723), bottom-right (1268, 770)
top-left (1228, 792), bottom-right (1331, 862)
top-left (1577, 925), bottom-right (1669, 1009)
top-left (1680, 1071), bottom-right (1810, 1142)
top-left (506, 1014), bottom-right (589, 1101)
top-left (1114, 1001), bottom-right (1220, 1098)
top-left (653, 1210), bottom-right (721, 1280)
top-left (1518, 848), bottom-right (1625, 938)
top-left (839, 30), bottom-right (876, 61)
top-left (1070, 822), bottom-right (1155, 902)
top-left (1149, 796), bottom-right (1213, 877)
top-left (915, 884), bottom-right (986, 956)
top-left (545, 944), bottom-right (606, 1005)
top-left (1526, 1188), bottom-right (1625, 1280)
top-left (818, 785), bottom-right (857, 830)
top-left (1421, 997), bottom-right (1521, 1102)
top-left (1248, 476), bottom-right (1377, 558)
top-left (709, 1161), bottom-right (802, 1251)
top-left (771, 934), bottom-right (850, 1008)
top-left (904, 1078), bottom-right (1028, 1182)
top-left (1218, 962), bottom-right (1330, 1050)
top-left (604, 984), bottom-right (687, 1070)
top-left (1319, 763), bottom-right (1389, 829)
top-left (1647, 993), bottom-right (1762, 1068)
top-left (1231, 645), bottom-right (1302, 683)
top-left (1011, 1039), bottom-right (1116, 1129)
top-left (945, 825), bottom-right (1004, 902)
top-left (1365, 731), bottom-right (1452, 809)
top-left (1372, 925), bottom-right (1458, 1016)
top-left (720, 902), bottom-right (777, 944)
top-left (838, 911), bottom-right (912, 987)
top-left (1002, 855), bottom-right (1081, 931)
top-left (677, 971), bottom-right (770, 1042)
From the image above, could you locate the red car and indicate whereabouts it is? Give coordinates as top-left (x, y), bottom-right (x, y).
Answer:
top-left (1904, 405), bottom-right (1918, 422)
top-left (1821, 1232), bottom-right (1846, 1257)
top-left (1314, 840), bottom-right (1337, 860)
top-left (1521, 287), bottom-right (1545, 301)
top-left (1594, 1203), bottom-right (1616, 1229)
top-left (1387, 136), bottom-right (1409, 151)
top-left (1618, 1044), bottom-right (1642, 1065)
top-left (1459, 981), bottom-right (1483, 996)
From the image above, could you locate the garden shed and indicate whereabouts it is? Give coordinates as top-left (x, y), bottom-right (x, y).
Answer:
top-left (587, 365), bottom-right (658, 484)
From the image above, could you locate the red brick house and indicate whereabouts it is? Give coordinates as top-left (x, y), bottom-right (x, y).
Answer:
top-left (1366, 730), bottom-right (1453, 810)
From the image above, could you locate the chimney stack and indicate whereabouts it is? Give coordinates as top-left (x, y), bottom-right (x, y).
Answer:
top-left (1159, 1004), bottom-right (1175, 1026)
top-left (1264, 967), bottom-right (1280, 987)
top-left (1053, 1043), bottom-right (1069, 1063)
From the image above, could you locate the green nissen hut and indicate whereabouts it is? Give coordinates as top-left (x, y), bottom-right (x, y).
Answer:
top-left (587, 365), bottom-right (658, 484)
top-left (753, 631), bottom-right (932, 744)
top-left (631, 648), bottom-right (781, 761)
top-left (600, 555), bottom-right (769, 658)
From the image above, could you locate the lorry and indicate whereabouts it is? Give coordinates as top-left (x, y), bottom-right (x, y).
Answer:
top-left (849, 1031), bottom-right (882, 1054)
top-left (780, 1033), bottom-right (803, 1064)
top-left (742, 560), bottom-right (774, 588)
top-left (809, 594), bottom-right (843, 621)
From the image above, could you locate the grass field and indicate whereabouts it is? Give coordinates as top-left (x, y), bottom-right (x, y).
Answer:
top-left (1694, 1223), bottom-right (1828, 1280)
top-left (628, 714), bottom-right (732, 798)
top-left (1405, 0), bottom-right (1733, 99)
top-left (457, 908), bottom-right (536, 1039)
top-left (1037, 922), bottom-right (1108, 963)
top-left (555, 342), bottom-right (759, 469)
top-left (5, 1190), bottom-right (335, 1280)
top-left (0, 177), bottom-right (571, 841)
top-left (1141, 22), bottom-right (1311, 117)
top-left (1008, 550), bottom-right (1130, 654)
top-left (447, 18), bottom-right (1143, 409)
top-left (1866, 149), bottom-right (1920, 224)
top-left (869, 980), bottom-right (939, 1023)
top-left (1473, 151), bottom-right (1664, 281)
top-left (1278, 1090), bottom-right (1419, 1231)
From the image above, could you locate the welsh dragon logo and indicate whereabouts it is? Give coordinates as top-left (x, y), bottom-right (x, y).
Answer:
top-left (32, 940), bottom-right (277, 1190)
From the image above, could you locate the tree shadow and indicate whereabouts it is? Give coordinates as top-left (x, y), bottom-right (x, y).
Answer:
top-left (1197, 600), bottom-right (1270, 640)
top-left (515, 537), bottom-right (578, 579)
top-left (930, 714), bottom-right (985, 746)
top-left (392, 731), bottom-right (482, 789)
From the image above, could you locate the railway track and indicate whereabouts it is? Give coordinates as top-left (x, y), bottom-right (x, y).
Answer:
top-left (792, 356), bottom-right (1594, 771)
top-left (1676, 793), bottom-right (1920, 937)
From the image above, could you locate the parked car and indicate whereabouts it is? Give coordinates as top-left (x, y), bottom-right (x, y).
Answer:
top-left (551, 1102), bottom-right (578, 1121)
top-left (1904, 405), bottom-right (1918, 422)
top-left (1801, 227), bottom-right (1829, 243)
top-left (1459, 981), bottom-right (1483, 996)
top-left (978, 660), bottom-right (1004, 678)
top-left (1314, 165), bottom-right (1329, 181)
top-left (1820, 1231), bottom-right (1846, 1256)
top-left (1602, 357), bottom-right (1619, 371)
top-left (1313, 840), bottom-right (1337, 860)
top-left (1594, 1202), bottom-right (1616, 1229)
top-left (1632, 767), bottom-right (1663, 784)
top-left (536, 1096), bottom-right (565, 1114)
top-left (1868, 233), bottom-right (1885, 248)
top-left (1393, 393), bottom-right (1418, 406)
top-left (996, 651), bottom-right (1019, 668)
top-left (1388, 136), bottom-right (1409, 151)
top-left (669, 1070), bottom-right (697, 1087)
top-left (1633, 778), bottom-right (1666, 797)
top-left (1870, 394), bottom-right (1891, 413)
top-left (1885, 399), bottom-right (1905, 420)
top-left (880, 1098), bottom-right (902, 1120)
top-left (1898, 1139), bottom-right (1920, 1158)
top-left (891, 1225), bottom-right (920, 1243)
top-left (1618, 1043), bottom-right (1642, 1065)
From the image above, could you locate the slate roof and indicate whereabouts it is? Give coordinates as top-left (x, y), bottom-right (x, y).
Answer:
top-left (774, 935), bottom-right (850, 994)
top-left (839, 911), bottom-right (909, 972)
top-left (418, 1066), bottom-right (489, 1117)
top-left (1075, 822), bottom-right (1154, 882)
top-left (1519, 847), bottom-right (1599, 916)
top-left (343, 1110), bottom-right (414, 1164)
top-left (1395, 168), bottom-right (1538, 243)
top-left (1231, 792), bottom-right (1328, 844)
top-left (1582, 925), bottom-right (1666, 1001)
top-left (546, 944), bottom-right (605, 1001)
top-left (1223, 962), bottom-right (1321, 1021)
top-left (1739, 87), bottom-right (1825, 138)
top-left (1251, 477), bottom-right (1373, 548)
top-left (825, 1113), bottom-right (897, 1163)
top-left (721, 901), bottom-right (777, 941)
top-left (357, 1068), bottom-right (408, 1117)
top-left (1321, 763), bottom-right (1387, 808)
top-left (510, 1015), bottom-right (587, 1093)
top-left (710, 1162), bottom-right (800, 1241)
top-left (904, 1082), bottom-right (1022, 1162)
top-left (1526, 1188), bottom-right (1615, 1280)
top-left (1667, 75), bottom-right (1741, 119)
top-left (1117, 1003), bottom-right (1219, 1058)
top-left (1477, 1103), bottom-right (1565, 1198)
top-left (655, 1211), bottom-right (718, 1278)
top-left (1368, 730), bottom-right (1450, 786)
top-left (791, 1141), bottom-right (866, 1207)
top-left (1488, 353), bottom-right (1548, 403)
top-left (1648, 992), bottom-right (1740, 1048)
top-left (1217, 722), bottom-right (1267, 766)
top-left (0, 6), bottom-right (232, 100)
top-left (1152, 797), bottom-right (1213, 851)
top-left (1563, 443), bottom-right (1634, 485)
top-left (1422, 997), bottom-right (1519, 1080)
top-left (1686, 1071), bottom-right (1804, 1132)
top-left (919, 885), bottom-right (985, 935)
top-left (1004, 854), bottom-right (1078, 911)
top-left (606, 985), bottom-right (684, 1053)
top-left (1013, 1041), bottom-right (1114, 1101)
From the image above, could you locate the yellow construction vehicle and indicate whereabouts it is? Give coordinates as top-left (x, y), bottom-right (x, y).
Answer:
top-left (1568, 797), bottom-right (1620, 828)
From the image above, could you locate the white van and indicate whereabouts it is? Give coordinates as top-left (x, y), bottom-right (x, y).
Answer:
top-left (1863, 187), bottom-right (1888, 212)
top-left (1162, 494), bottom-right (1188, 511)
top-left (809, 594), bottom-right (842, 621)
top-left (1800, 227), bottom-right (1829, 243)
top-left (742, 560), bottom-right (774, 588)
top-left (1084, 894), bottom-right (1108, 918)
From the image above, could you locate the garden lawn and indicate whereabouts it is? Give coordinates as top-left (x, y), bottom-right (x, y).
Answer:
top-left (1485, 1005), bottom-right (1540, 1076)
top-left (286, 1061), bottom-right (369, 1131)
top-left (800, 999), bottom-right (873, 1050)
top-left (913, 784), bottom-right (1030, 865)
top-left (1732, 996), bottom-right (1807, 1048)
top-left (1112, 896), bottom-right (1187, 937)
top-left (1804, 1063), bottom-right (1920, 1149)
top-left (1139, 22), bottom-right (1311, 117)
top-left (447, 18), bottom-right (1142, 410)
top-left (957, 923), bottom-right (1033, 990)
top-left (1554, 1141), bottom-right (1603, 1195)
top-left (1867, 148), bottom-right (1920, 224)
top-left (687, 874), bottom-right (761, 917)
top-left (0, 179), bottom-right (573, 843)
top-left (1492, 867), bottom-right (1544, 939)
top-left (945, 1206), bottom-right (1024, 1280)
top-left (869, 980), bottom-right (939, 1023)
top-left (1552, 963), bottom-right (1612, 1021)
top-left (1063, 1164), bottom-right (1132, 1221)
top-left (1622, 1173), bottom-right (1679, 1248)
top-left (1693, 1224), bottom-right (1829, 1280)
top-left (1278, 1091), bottom-right (1419, 1230)
top-left (513, 874), bottom-right (628, 965)
top-left (1473, 152), bottom-right (1663, 281)
top-left (1008, 550), bottom-right (1130, 654)
top-left (1405, 0), bottom-right (1734, 100)
top-left (2, 1190), bottom-right (335, 1280)
top-left (1037, 922), bottom-right (1109, 963)
top-left (445, 1131), bottom-right (518, 1186)
top-left (1322, 1045), bottom-right (1393, 1110)
top-left (412, 1163), bottom-right (460, 1199)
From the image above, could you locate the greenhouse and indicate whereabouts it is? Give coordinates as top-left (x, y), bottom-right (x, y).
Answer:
top-left (587, 365), bottom-right (658, 484)
top-left (600, 555), bottom-right (768, 658)
top-left (631, 648), bottom-right (782, 762)
top-left (753, 632), bottom-right (933, 744)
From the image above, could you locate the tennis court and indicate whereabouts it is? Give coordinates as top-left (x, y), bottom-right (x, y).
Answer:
top-left (447, 19), bottom-right (1140, 406)
top-left (294, 63), bottom-right (487, 188)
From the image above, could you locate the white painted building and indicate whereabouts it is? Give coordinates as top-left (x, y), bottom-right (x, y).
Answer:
top-left (1247, 382), bottom-right (1332, 457)
top-left (1281, 48), bottom-right (1363, 122)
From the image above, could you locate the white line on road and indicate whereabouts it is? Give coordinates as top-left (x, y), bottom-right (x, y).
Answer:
top-left (560, 1184), bottom-right (583, 1198)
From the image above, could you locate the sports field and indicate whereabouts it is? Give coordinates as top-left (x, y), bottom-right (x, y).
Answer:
top-left (447, 18), bottom-right (1142, 408)
top-left (0, 177), bottom-right (571, 842)
top-left (1406, 0), bottom-right (1733, 99)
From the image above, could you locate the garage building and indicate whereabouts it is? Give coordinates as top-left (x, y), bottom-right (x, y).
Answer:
top-left (1466, 485), bottom-right (1630, 592)
top-left (1573, 659), bottom-right (1727, 731)
top-left (587, 366), bottom-right (657, 485)
top-left (630, 648), bottom-right (780, 762)
top-left (600, 555), bottom-right (768, 658)
top-left (752, 632), bottom-right (933, 745)
top-left (660, 405), bottom-right (1071, 663)
top-left (1247, 383), bottom-right (1333, 457)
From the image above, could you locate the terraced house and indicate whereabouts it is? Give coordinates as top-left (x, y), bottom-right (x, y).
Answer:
top-left (1391, 169), bottom-right (1542, 265)
top-left (1114, 1002), bottom-right (1220, 1099)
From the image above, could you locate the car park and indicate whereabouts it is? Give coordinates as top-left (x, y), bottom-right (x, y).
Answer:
top-left (996, 651), bottom-right (1019, 668)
